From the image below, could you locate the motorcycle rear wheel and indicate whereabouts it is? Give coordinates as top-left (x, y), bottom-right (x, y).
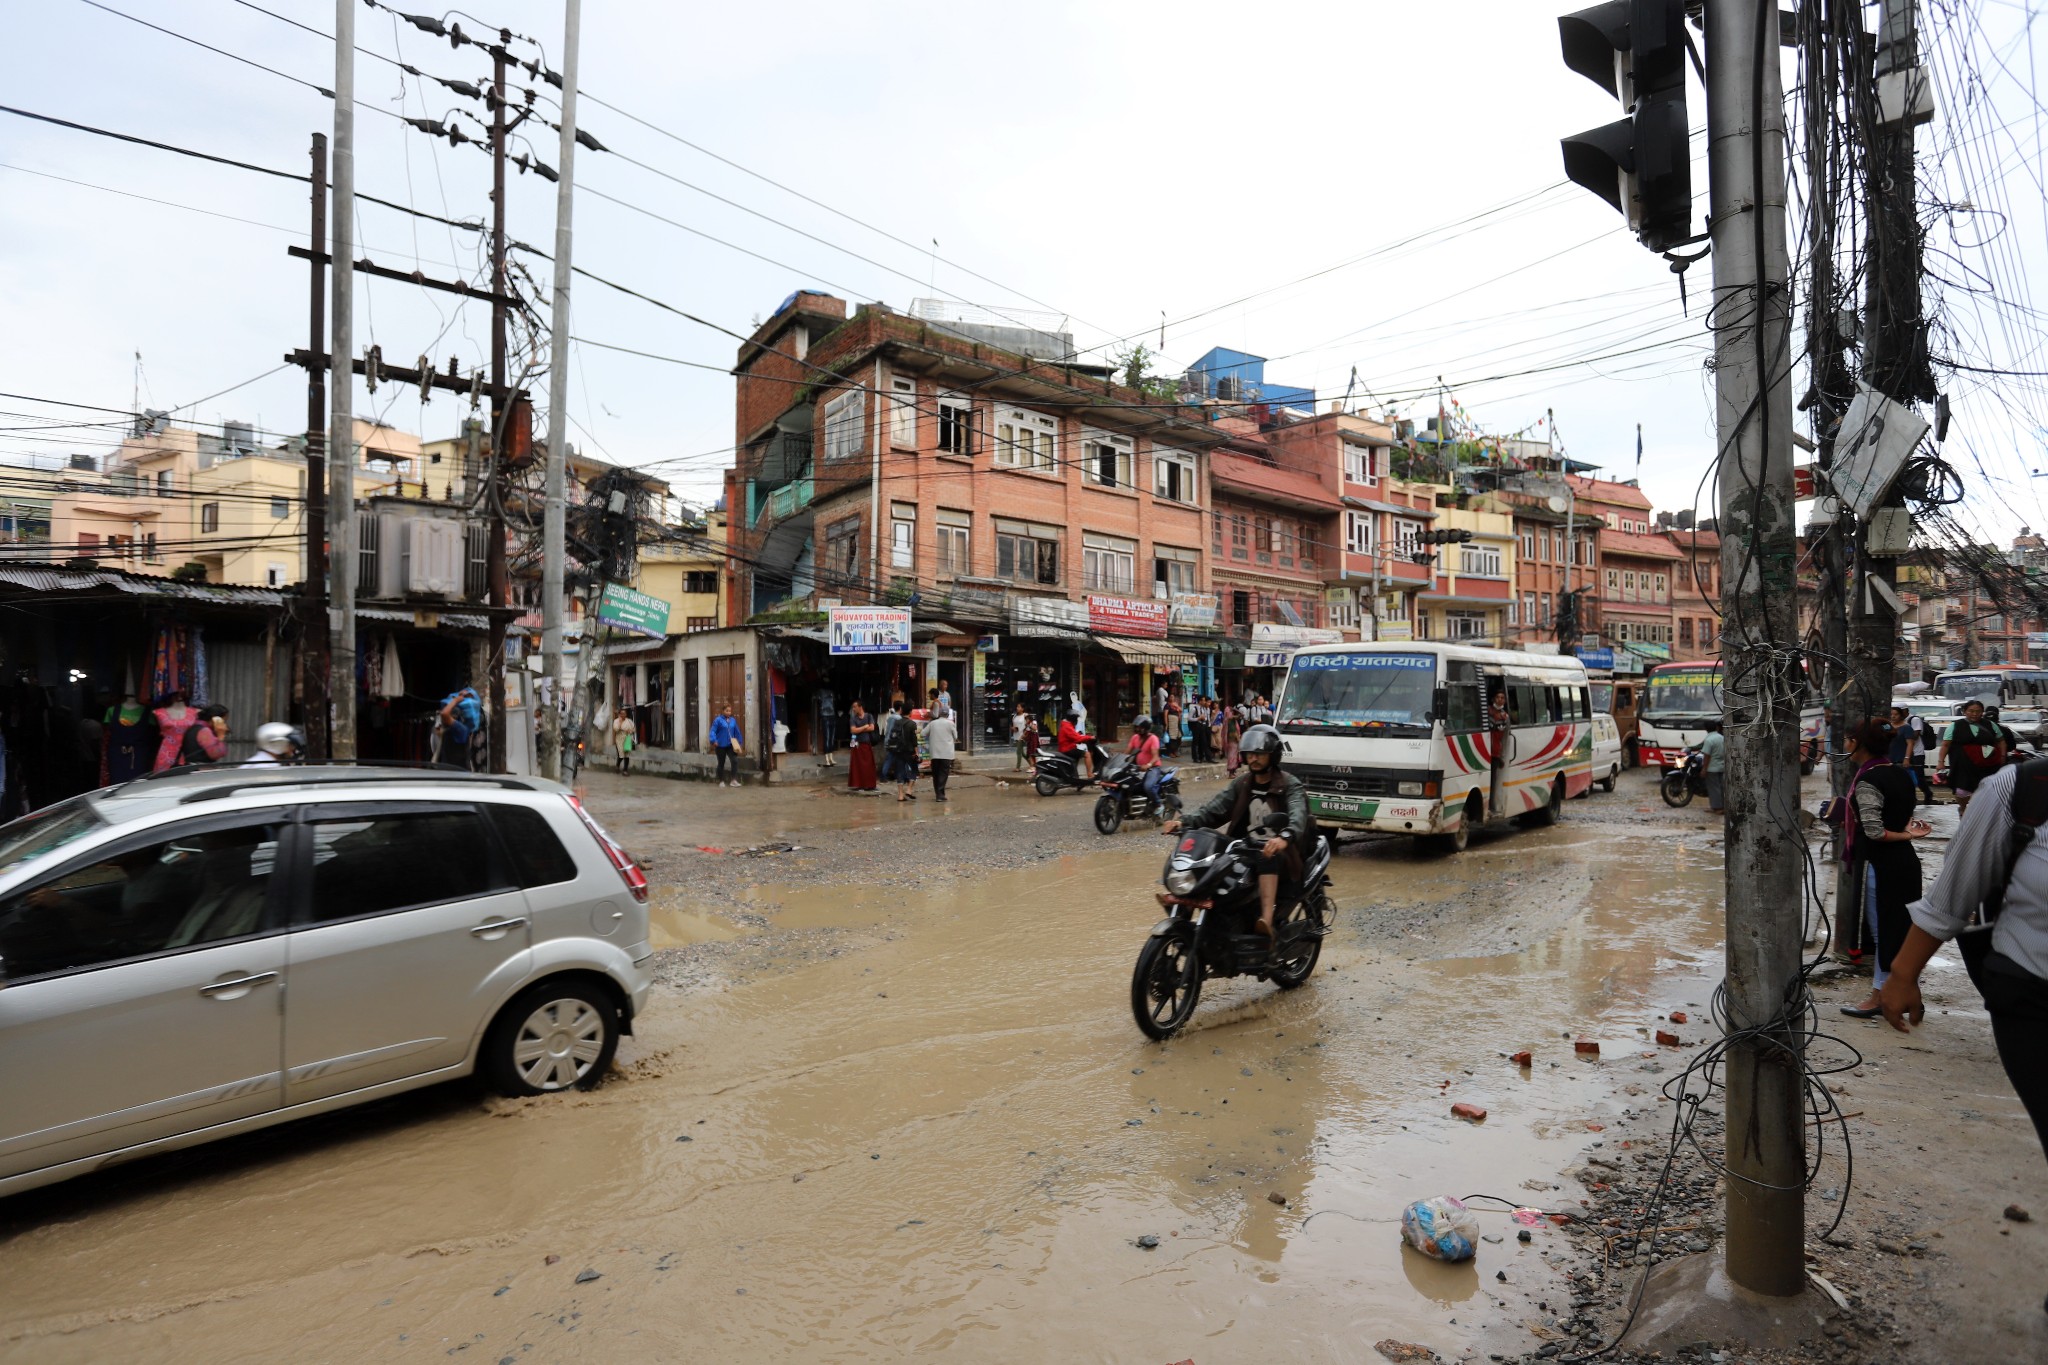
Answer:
top-left (1132, 929), bottom-right (1202, 1039)
top-left (1269, 894), bottom-right (1327, 989)
top-left (1094, 794), bottom-right (1125, 835)
top-left (1659, 771), bottom-right (1694, 808)
top-left (1034, 774), bottom-right (1061, 798)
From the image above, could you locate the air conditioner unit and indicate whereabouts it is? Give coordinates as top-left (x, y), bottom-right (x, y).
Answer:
top-left (403, 518), bottom-right (464, 597)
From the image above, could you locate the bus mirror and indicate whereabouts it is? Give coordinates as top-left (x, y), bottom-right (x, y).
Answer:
top-left (1432, 687), bottom-right (1448, 722)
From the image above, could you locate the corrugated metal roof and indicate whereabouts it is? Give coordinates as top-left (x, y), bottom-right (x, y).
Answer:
top-left (354, 605), bottom-right (491, 631)
top-left (0, 563), bottom-right (288, 606)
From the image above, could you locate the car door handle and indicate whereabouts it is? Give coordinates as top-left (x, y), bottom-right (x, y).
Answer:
top-left (470, 917), bottom-right (528, 938)
top-left (199, 971), bottom-right (279, 998)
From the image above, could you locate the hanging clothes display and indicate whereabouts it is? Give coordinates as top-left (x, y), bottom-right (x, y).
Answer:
top-left (379, 634), bottom-right (407, 699)
top-left (151, 701), bottom-right (200, 773)
top-left (103, 698), bottom-right (155, 785)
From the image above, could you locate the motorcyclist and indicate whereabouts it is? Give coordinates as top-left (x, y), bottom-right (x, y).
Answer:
top-left (241, 722), bottom-right (303, 767)
top-left (1163, 723), bottom-right (1308, 947)
top-left (1057, 708), bottom-right (1096, 781)
top-left (1127, 715), bottom-right (1166, 803)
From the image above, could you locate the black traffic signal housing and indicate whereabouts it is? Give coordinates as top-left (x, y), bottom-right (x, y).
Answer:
top-left (1411, 527), bottom-right (1476, 566)
top-left (1558, 0), bottom-right (1693, 252)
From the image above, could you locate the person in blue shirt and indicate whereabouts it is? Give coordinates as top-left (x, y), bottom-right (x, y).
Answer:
top-left (437, 687), bottom-right (484, 769)
top-left (709, 704), bottom-right (744, 787)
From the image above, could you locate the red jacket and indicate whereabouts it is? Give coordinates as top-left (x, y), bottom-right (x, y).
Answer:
top-left (1057, 719), bottom-right (1092, 753)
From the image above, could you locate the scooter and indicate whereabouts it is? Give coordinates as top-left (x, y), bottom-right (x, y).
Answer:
top-left (1130, 814), bottom-right (1336, 1039)
top-left (1035, 738), bottom-right (1110, 797)
top-left (1092, 755), bottom-right (1183, 835)
top-left (1659, 747), bottom-right (1712, 808)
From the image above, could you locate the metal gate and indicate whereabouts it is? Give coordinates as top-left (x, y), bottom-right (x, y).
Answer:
top-left (204, 640), bottom-right (285, 763)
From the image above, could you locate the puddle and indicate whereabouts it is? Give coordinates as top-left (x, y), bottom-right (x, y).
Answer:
top-left (646, 902), bottom-right (744, 948)
top-left (0, 817), bottom-right (1732, 1363)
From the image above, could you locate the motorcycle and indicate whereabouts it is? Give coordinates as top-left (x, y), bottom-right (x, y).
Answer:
top-left (1035, 738), bottom-right (1110, 797)
top-left (1659, 747), bottom-right (1711, 807)
top-left (1130, 816), bottom-right (1336, 1040)
top-left (1092, 755), bottom-right (1183, 835)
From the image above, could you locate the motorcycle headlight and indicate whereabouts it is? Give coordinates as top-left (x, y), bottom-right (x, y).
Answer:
top-left (1397, 781), bottom-right (1423, 797)
top-left (1165, 868), bottom-right (1200, 895)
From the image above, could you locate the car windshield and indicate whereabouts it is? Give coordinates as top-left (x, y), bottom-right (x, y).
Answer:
top-left (1643, 669), bottom-right (1722, 719)
top-left (0, 797), bottom-right (106, 877)
top-left (1277, 653), bottom-right (1436, 735)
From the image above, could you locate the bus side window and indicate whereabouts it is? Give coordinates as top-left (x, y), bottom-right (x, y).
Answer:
top-left (1444, 661), bottom-right (1485, 733)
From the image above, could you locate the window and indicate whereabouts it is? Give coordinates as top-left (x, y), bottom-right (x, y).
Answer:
top-left (936, 508), bottom-right (970, 577)
top-left (1605, 513), bottom-right (1620, 530)
top-left (1346, 510), bottom-right (1376, 556)
top-left (1521, 530), bottom-right (1535, 560)
top-left (76, 532), bottom-right (100, 551)
top-left (1380, 592), bottom-right (1409, 622)
top-left (1523, 591), bottom-right (1537, 625)
top-left (685, 571), bottom-right (718, 594)
top-left (1229, 513), bottom-right (1249, 556)
top-left (1154, 544), bottom-right (1199, 599)
top-left (937, 391), bottom-right (973, 456)
top-left (1297, 520), bottom-right (1320, 570)
top-left (144, 533), bottom-right (159, 562)
top-left (1231, 590), bottom-right (1251, 627)
top-left (200, 503), bottom-right (220, 532)
top-left (1211, 512), bottom-right (1224, 551)
top-left (890, 502), bottom-right (916, 572)
top-left (1624, 571), bottom-right (1637, 594)
top-left (1700, 619), bottom-right (1715, 649)
top-left (155, 469), bottom-right (174, 495)
top-left (486, 806), bottom-right (580, 888)
top-left (1507, 597), bottom-right (1520, 626)
top-left (270, 496), bottom-right (289, 519)
top-left (1082, 532), bottom-right (1136, 592)
top-left (1447, 611), bottom-right (1488, 640)
top-left (1327, 589), bottom-right (1359, 629)
top-left (1679, 617), bottom-right (1694, 648)
top-left (1606, 568), bottom-right (1620, 594)
top-left (822, 388), bottom-right (865, 463)
top-left (265, 563), bottom-right (288, 588)
top-left (302, 809), bottom-right (512, 925)
top-left (1153, 447), bottom-right (1196, 503)
top-left (1342, 442), bottom-right (1379, 487)
top-left (994, 518), bottom-right (1060, 585)
top-left (1395, 519), bottom-right (1424, 559)
top-left (1253, 516), bottom-right (1274, 554)
top-left (1459, 543), bottom-right (1502, 576)
top-left (823, 516), bottom-right (862, 582)
top-left (889, 375), bottom-right (917, 449)
top-left (0, 817), bottom-right (284, 982)
top-left (1083, 429), bottom-right (1133, 489)
top-left (1415, 611), bottom-right (1433, 640)
top-left (1541, 591), bottom-right (1553, 624)
top-left (993, 406), bottom-right (1058, 471)
top-left (1654, 573), bottom-right (1668, 601)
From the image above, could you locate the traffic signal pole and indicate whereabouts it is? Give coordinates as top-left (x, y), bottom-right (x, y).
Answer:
top-left (1704, 0), bottom-right (1808, 1298)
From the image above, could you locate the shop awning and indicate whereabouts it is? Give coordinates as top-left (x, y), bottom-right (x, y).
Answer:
top-left (605, 641), bottom-right (676, 667)
top-left (1095, 635), bottom-right (1197, 668)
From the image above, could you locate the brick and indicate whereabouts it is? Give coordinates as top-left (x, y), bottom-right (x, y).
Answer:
top-left (1451, 1102), bottom-right (1488, 1123)
top-left (1574, 1038), bottom-right (1601, 1056)
top-left (1510, 1050), bottom-right (1533, 1067)
top-left (1656, 1030), bottom-right (1682, 1047)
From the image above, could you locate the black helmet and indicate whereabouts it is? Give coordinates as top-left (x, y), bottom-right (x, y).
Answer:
top-left (1239, 723), bottom-right (1282, 764)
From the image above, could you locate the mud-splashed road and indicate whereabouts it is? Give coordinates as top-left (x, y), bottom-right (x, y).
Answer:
top-left (0, 774), bottom-right (1736, 1363)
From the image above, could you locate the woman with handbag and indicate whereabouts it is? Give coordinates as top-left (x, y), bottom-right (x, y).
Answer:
top-left (1836, 719), bottom-right (1933, 1018)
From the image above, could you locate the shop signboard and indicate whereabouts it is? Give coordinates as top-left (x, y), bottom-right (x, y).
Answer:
top-left (1012, 596), bottom-right (1089, 637)
top-left (595, 584), bottom-right (670, 640)
top-left (1252, 622), bottom-right (1343, 647)
top-left (976, 634), bottom-right (1000, 652)
top-left (1375, 621), bottom-right (1413, 642)
top-left (1247, 649), bottom-right (1295, 668)
top-left (1169, 591), bottom-right (1220, 628)
top-left (1575, 646), bottom-right (1616, 670)
top-left (827, 606), bottom-right (911, 655)
top-left (1087, 594), bottom-right (1170, 639)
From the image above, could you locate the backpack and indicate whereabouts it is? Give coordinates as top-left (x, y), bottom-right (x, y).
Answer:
top-left (887, 715), bottom-right (918, 759)
top-left (1984, 756), bottom-right (2048, 926)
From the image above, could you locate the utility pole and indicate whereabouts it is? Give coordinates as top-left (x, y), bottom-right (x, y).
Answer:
top-left (1706, 0), bottom-right (1807, 1298)
top-left (538, 0), bottom-right (582, 781)
top-left (328, 0), bottom-right (358, 760)
top-left (486, 34), bottom-right (512, 774)
top-left (1849, 0), bottom-right (1936, 728)
top-left (302, 131), bottom-right (332, 762)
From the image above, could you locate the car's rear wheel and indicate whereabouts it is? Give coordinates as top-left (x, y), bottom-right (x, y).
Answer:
top-left (483, 979), bottom-right (621, 1096)
top-left (1599, 765), bottom-right (1617, 793)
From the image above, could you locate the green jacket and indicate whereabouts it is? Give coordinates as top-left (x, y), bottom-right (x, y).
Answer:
top-left (1183, 769), bottom-right (1311, 847)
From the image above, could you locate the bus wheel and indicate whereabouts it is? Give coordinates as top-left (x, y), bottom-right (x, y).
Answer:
top-left (1521, 777), bottom-right (1563, 828)
top-left (1422, 822), bottom-right (1468, 855)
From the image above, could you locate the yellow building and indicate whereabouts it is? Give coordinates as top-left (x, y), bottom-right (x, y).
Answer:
top-left (48, 419), bottom-right (419, 586)
top-left (1407, 485), bottom-right (1518, 645)
top-left (634, 535), bottom-right (724, 635)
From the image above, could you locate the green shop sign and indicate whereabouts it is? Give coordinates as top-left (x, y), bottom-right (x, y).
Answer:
top-left (596, 584), bottom-right (671, 639)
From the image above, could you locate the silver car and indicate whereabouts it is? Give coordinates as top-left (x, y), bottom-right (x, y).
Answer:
top-left (0, 766), bottom-right (653, 1198)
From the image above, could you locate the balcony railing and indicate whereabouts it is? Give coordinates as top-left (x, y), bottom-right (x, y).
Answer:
top-left (751, 475), bottom-right (814, 528)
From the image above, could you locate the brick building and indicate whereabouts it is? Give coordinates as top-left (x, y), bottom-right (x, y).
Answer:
top-left (1567, 474), bottom-right (1674, 665)
top-left (1663, 525), bottom-right (1720, 658)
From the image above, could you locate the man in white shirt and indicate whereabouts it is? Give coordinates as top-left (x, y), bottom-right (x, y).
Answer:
top-left (924, 709), bottom-right (959, 801)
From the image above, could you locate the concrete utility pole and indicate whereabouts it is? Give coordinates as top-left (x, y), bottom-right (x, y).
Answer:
top-left (302, 132), bottom-right (332, 762)
top-left (1705, 0), bottom-right (1808, 1298)
top-left (538, 0), bottom-right (582, 781)
top-left (1849, 0), bottom-right (1936, 727)
top-left (486, 35), bottom-right (512, 774)
top-left (328, 0), bottom-right (358, 760)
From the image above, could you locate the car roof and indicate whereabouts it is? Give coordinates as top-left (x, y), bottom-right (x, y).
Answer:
top-left (85, 765), bottom-right (567, 826)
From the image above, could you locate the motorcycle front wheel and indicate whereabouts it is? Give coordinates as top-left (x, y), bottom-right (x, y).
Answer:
top-left (1094, 793), bottom-right (1125, 835)
top-left (1131, 929), bottom-right (1202, 1039)
top-left (1034, 774), bottom-right (1061, 798)
top-left (1659, 770), bottom-right (1694, 808)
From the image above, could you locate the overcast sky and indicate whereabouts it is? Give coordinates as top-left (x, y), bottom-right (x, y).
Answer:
top-left (4, 1), bottom-right (2045, 540)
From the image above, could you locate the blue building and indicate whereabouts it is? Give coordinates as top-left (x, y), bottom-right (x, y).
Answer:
top-left (1182, 347), bottom-right (1315, 412)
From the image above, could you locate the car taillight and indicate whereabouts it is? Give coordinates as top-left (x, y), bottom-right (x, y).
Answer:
top-left (567, 795), bottom-right (649, 903)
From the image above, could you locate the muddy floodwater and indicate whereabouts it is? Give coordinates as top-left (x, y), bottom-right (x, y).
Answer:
top-left (0, 783), bottom-right (1737, 1363)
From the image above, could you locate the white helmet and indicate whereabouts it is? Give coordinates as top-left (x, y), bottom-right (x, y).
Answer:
top-left (255, 722), bottom-right (298, 756)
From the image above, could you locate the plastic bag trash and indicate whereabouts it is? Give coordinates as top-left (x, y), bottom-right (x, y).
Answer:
top-left (1401, 1196), bottom-right (1479, 1262)
top-left (1511, 1207), bottom-right (1545, 1227)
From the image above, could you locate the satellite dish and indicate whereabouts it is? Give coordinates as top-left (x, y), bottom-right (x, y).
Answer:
top-left (1546, 495), bottom-right (1568, 514)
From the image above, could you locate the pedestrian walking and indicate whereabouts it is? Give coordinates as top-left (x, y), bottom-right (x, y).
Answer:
top-left (847, 700), bottom-right (878, 791)
top-left (1881, 759), bottom-right (2048, 1249)
top-left (925, 706), bottom-right (958, 801)
top-left (1891, 705), bottom-right (1933, 803)
top-left (709, 703), bottom-right (744, 787)
top-left (1698, 718), bottom-right (1728, 814)
top-left (1011, 701), bottom-right (1031, 770)
top-left (887, 701), bottom-right (920, 802)
top-left (1837, 719), bottom-right (1932, 1018)
top-left (1938, 699), bottom-right (2007, 810)
top-left (1153, 680), bottom-right (1168, 729)
top-left (1164, 690), bottom-right (1183, 757)
top-left (611, 709), bottom-right (637, 776)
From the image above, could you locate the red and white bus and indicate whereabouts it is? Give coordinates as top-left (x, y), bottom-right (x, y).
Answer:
top-left (1636, 659), bottom-right (1824, 774)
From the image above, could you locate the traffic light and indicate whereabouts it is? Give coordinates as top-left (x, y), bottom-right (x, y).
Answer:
top-left (1557, 0), bottom-right (1693, 252)
top-left (1411, 528), bottom-right (1475, 565)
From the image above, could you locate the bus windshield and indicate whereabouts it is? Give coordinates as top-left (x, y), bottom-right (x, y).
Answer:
top-left (1643, 667), bottom-right (1722, 720)
top-left (1278, 652), bottom-right (1436, 735)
